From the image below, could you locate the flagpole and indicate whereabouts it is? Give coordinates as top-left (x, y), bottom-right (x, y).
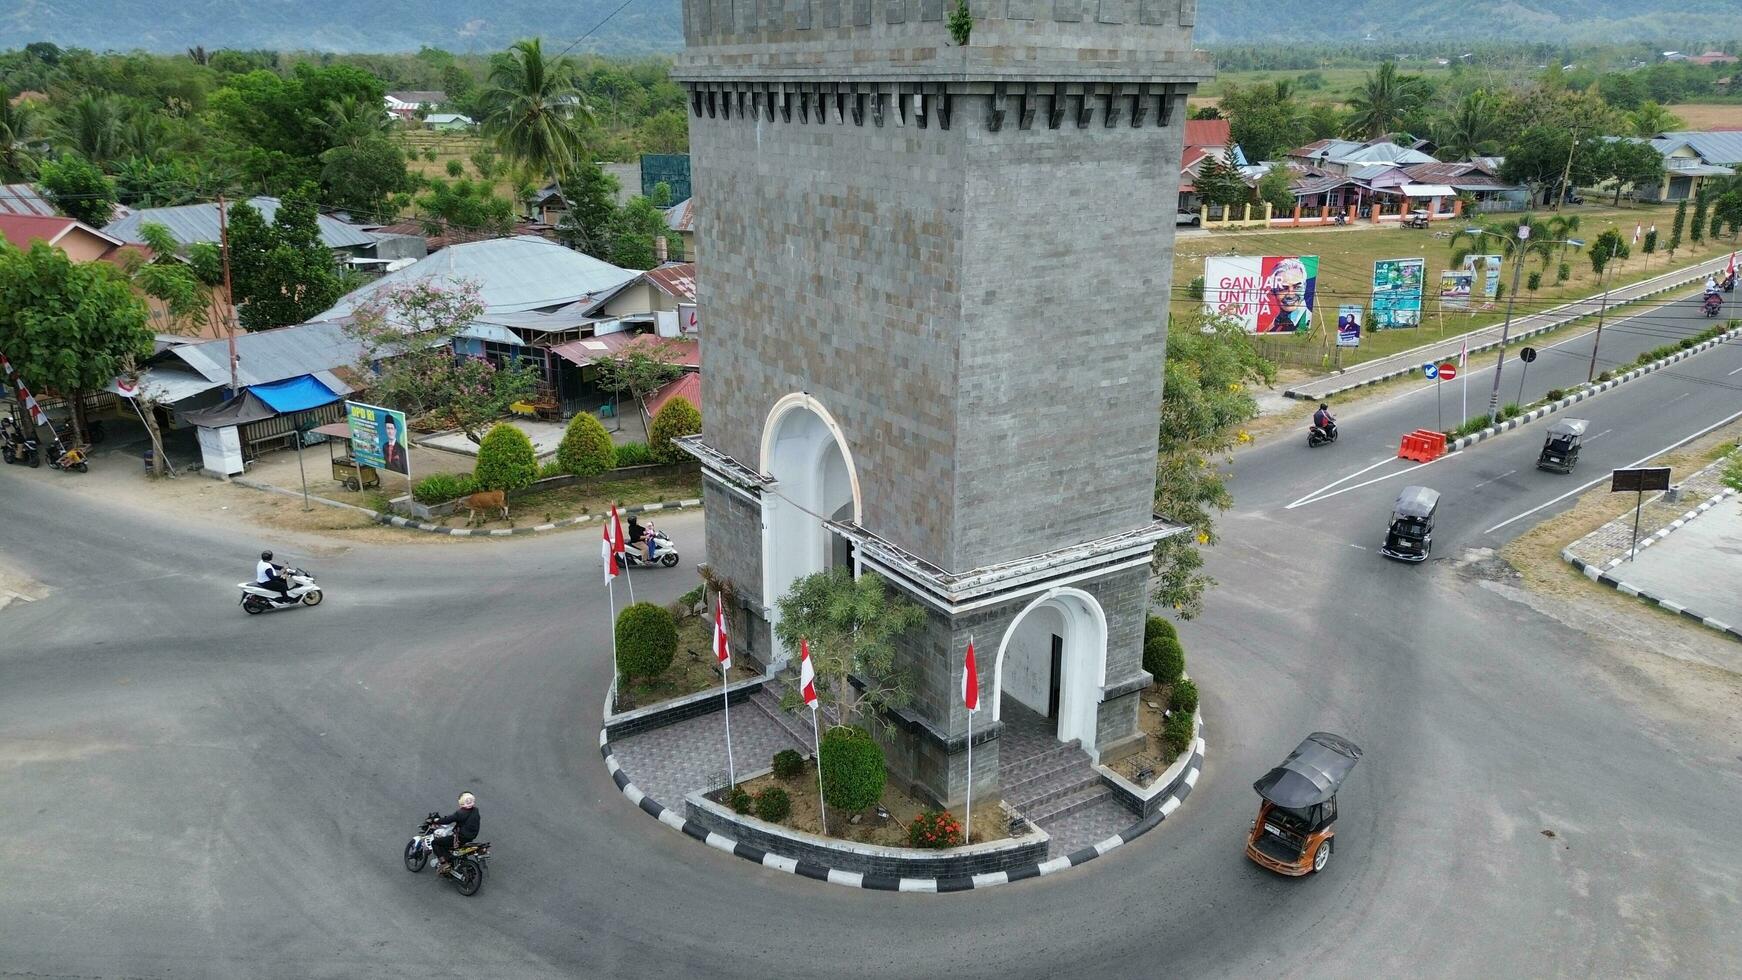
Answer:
top-left (721, 654), bottom-right (735, 787)
top-left (964, 707), bottom-right (973, 845)
top-left (607, 578), bottom-right (619, 712)
top-left (716, 594), bottom-right (736, 788)
top-left (810, 710), bottom-right (826, 831)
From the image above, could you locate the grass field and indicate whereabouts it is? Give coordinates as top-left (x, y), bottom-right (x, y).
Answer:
top-left (1665, 103), bottom-right (1742, 129)
top-left (393, 130), bottom-right (521, 201)
top-left (1192, 66), bottom-right (1455, 103)
top-left (1170, 202), bottom-right (1738, 371)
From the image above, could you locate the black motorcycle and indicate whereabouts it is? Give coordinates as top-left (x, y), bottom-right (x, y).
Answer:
top-left (1, 417), bottom-right (39, 467)
top-left (1704, 292), bottom-right (1723, 318)
top-left (403, 811), bottom-right (489, 896)
top-left (1308, 421), bottom-right (1339, 448)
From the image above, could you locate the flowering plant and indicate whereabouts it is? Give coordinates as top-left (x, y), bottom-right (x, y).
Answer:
top-left (907, 809), bottom-right (964, 849)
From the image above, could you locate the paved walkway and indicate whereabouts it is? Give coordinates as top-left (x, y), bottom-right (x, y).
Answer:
top-left (1617, 502), bottom-right (1742, 630)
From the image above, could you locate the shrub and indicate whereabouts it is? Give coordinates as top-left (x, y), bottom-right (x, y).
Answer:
top-left (1678, 338), bottom-right (1695, 350)
top-left (647, 395), bottom-right (702, 464)
top-left (1544, 388), bottom-right (1566, 402)
top-left (907, 809), bottom-right (964, 849)
top-left (818, 725), bottom-right (886, 811)
top-left (537, 460), bottom-right (566, 480)
top-left (1161, 709), bottom-right (1195, 758)
top-left (614, 441), bottom-right (654, 468)
top-left (445, 158), bottom-right (464, 178)
top-left (724, 785), bottom-right (752, 814)
top-left (473, 423), bottom-right (538, 492)
top-left (1499, 403), bottom-right (1522, 420)
top-left (772, 749), bottom-right (805, 780)
top-left (1168, 677), bottom-right (1199, 715)
top-left (678, 584), bottom-right (705, 614)
top-left (1596, 371), bottom-right (1614, 383)
top-left (1144, 619), bottom-right (1185, 685)
top-left (1556, 262), bottom-right (1571, 283)
top-left (557, 412), bottom-right (616, 476)
top-left (1526, 271), bottom-right (1542, 292)
top-left (615, 601), bottom-right (679, 680)
top-left (1187, 275), bottom-right (1205, 301)
top-left (412, 472), bottom-right (476, 504)
top-left (753, 786), bottom-right (792, 823)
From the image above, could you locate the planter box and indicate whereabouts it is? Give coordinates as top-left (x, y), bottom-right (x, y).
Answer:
top-left (603, 672), bottom-right (769, 740)
top-left (1095, 707), bottom-right (1202, 817)
top-left (390, 463), bottom-right (700, 519)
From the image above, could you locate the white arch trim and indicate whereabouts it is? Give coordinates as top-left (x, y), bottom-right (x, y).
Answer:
top-left (759, 392), bottom-right (863, 525)
top-left (990, 587), bottom-right (1109, 755)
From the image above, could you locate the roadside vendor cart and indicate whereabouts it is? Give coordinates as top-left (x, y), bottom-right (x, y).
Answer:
top-left (312, 421), bottom-right (380, 490)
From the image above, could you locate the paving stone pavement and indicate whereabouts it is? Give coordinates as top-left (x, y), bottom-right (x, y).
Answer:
top-left (611, 706), bottom-right (806, 806)
top-left (1037, 796), bottom-right (1139, 857)
top-left (1566, 453), bottom-right (1737, 568)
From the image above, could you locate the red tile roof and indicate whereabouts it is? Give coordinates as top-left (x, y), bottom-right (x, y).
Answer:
top-left (1184, 119), bottom-right (1231, 149)
top-left (550, 331), bottom-right (700, 369)
top-left (644, 371), bottom-right (701, 418)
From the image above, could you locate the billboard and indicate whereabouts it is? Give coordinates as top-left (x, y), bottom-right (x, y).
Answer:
top-left (1439, 270), bottom-right (1474, 307)
top-left (1203, 256), bottom-right (1319, 333)
top-left (1370, 258), bottom-right (1425, 329)
top-left (1337, 306), bottom-right (1363, 347)
top-left (346, 400), bottom-right (410, 476)
top-left (1443, 255), bottom-right (1502, 309)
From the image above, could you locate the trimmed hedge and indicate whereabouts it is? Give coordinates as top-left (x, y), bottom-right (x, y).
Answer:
top-left (753, 786), bottom-right (792, 823)
top-left (557, 412), bottom-right (616, 476)
top-left (615, 601), bottom-right (678, 680)
top-left (724, 785), bottom-right (752, 815)
top-left (1168, 677), bottom-right (1199, 715)
top-left (1161, 709), bottom-right (1195, 758)
top-left (1144, 615), bottom-right (1185, 685)
top-left (648, 395), bottom-right (702, 465)
top-left (772, 748), bottom-right (804, 780)
top-left (818, 725), bottom-right (886, 812)
top-left (473, 423), bottom-right (538, 492)
top-left (412, 472), bottom-right (476, 504)
top-left (614, 441), bottom-right (654, 468)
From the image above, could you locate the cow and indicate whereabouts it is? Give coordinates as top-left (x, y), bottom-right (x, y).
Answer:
top-left (463, 489), bottom-right (509, 527)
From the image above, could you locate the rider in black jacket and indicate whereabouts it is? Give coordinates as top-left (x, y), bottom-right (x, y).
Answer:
top-left (433, 792), bottom-right (480, 875)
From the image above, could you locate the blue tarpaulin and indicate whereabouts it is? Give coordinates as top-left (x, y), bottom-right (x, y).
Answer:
top-left (248, 375), bottom-right (338, 414)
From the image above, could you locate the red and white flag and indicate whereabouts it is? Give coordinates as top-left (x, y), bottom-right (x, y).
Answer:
top-left (1632, 223), bottom-right (1642, 244)
top-left (713, 595), bottom-right (731, 671)
top-left (1458, 336), bottom-right (1468, 369)
top-left (962, 638), bottom-right (979, 713)
top-left (600, 520), bottom-right (618, 586)
top-left (799, 639), bottom-right (818, 710)
top-left (1729, 251), bottom-right (1737, 277)
top-left (610, 505), bottom-right (627, 557)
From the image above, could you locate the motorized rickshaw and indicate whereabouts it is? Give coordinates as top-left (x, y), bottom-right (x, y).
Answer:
top-left (1379, 485), bottom-right (1439, 562)
top-left (1536, 418), bottom-right (1588, 474)
top-left (1403, 209), bottom-right (1430, 229)
top-left (1245, 732), bottom-right (1363, 876)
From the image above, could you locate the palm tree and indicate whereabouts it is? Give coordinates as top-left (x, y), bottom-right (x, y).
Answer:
top-left (317, 95), bottom-right (392, 148)
top-left (54, 94), bottom-right (126, 165)
top-left (480, 39), bottom-right (592, 237)
top-left (0, 87), bottom-right (43, 180)
top-left (186, 45), bottom-right (209, 66)
top-left (1627, 101), bottom-right (1683, 138)
top-left (1449, 213), bottom-right (1581, 277)
top-left (1345, 62), bottom-right (1431, 142)
top-left (1435, 90), bottom-right (1500, 161)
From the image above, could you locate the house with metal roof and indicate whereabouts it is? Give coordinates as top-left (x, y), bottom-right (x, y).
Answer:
top-left (0, 183), bottom-right (58, 217)
top-left (663, 197), bottom-right (697, 260)
top-left (1640, 131), bottom-right (1742, 201)
top-left (103, 197), bottom-right (380, 258)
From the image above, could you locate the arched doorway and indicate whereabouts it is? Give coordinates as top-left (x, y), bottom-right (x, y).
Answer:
top-left (760, 394), bottom-right (862, 663)
top-left (992, 588), bottom-right (1107, 756)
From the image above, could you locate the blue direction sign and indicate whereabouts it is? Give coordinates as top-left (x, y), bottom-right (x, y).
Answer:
top-left (1423, 363), bottom-right (1440, 379)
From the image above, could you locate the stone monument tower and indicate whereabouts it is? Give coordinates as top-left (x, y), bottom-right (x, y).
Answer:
top-left (676, 0), bottom-right (1210, 809)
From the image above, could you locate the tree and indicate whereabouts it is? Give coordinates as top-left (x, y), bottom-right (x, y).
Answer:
top-left (1691, 190), bottom-right (1708, 244)
top-left (36, 156), bottom-right (118, 228)
top-left (594, 338), bottom-right (683, 426)
top-left (0, 87), bottom-right (42, 180)
top-left (1303, 103), bottom-right (1345, 141)
top-left (1193, 140), bottom-right (1250, 211)
top-left (1668, 199), bottom-right (1687, 255)
top-left (208, 64), bottom-right (385, 192)
top-left (647, 394), bottom-right (701, 464)
top-left (1714, 189), bottom-right (1742, 241)
top-left (1587, 228), bottom-right (1628, 275)
top-left (225, 191), bottom-right (343, 331)
top-left (1450, 213), bottom-right (1572, 274)
top-left (481, 39), bottom-right (589, 232)
top-left (1220, 81), bottom-right (1308, 162)
top-left (1151, 314), bottom-right (1274, 618)
top-left (1435, 90), bottom-right (1501, 161)
top-left (557, 411), bottom-right (616, 475)
top-left (1628, 101), bottom-right (1683, 138)
top-left (320, 137), bottom-right (410, 219)
top-left (0, 241), bottom-right (152, 445)
top-left (1642, 228), bottom-right (1658, 258)
top-left (608, 189), bottom-right (683, 270)
top-left (473, 422), bottom-right (537, 492)
top-left (53, 94), bottom-right (126, 165)
top-left (1602, 140), bottom-right (1664, 206)
top-left (553, 158), bottom-right (622, 259)
top-left (771, 568), bottom-right (925, 734)
top-left (1345, 62), bottom-right (1431, 141)
top-left (1500, 127), bottom-right (1602, 206)
top-left (635, 109), bottom-right (688, 154)
top-left (417, 177), bottom-right (517, 237)
top-left (344, 280), bottom-right (537, 443)
top-left (1255, 163), bottom-right (1295, 214)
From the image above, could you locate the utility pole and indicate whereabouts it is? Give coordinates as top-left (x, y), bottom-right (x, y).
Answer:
top-left (217, 195), bottom-right (239, 396)
top-left (1553, 125), bottom-right (1578, 213)
top-left (1585, 243), bottom-right (1619, 384)
top-left (1487, 224), bottom-right (1529, 425)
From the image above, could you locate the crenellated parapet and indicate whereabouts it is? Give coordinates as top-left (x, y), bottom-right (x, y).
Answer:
top-left (685, 78), bottom-right (1191, 132)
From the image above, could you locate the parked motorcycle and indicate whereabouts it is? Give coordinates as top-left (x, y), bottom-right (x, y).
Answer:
top-left (1, 417), bottom-right (39, 468)
top-left (403, 811), bottom-right (489, 896)
top-left (236, 566), bottom-right (323, 614)
top-left (46, 439), bottom-right (90, 473)
top-left (1308, 422), bottom-right (1339, 448)
top-left (621, 529), bottom-right (681, 569)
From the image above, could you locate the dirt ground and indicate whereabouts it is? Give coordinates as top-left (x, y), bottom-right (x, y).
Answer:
top-left (727, 759), bottom-right (1012, 847)
top-left (616, 614), bottom-right (758, 711)
top-left (1106, 683), bottom-right (1191, 785)
top-left (446, 473), bottom-right (704, 531)
top-left (1667, 103), bottom-right (1742, 130)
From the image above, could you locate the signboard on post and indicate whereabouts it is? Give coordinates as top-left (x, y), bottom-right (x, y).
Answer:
top-left (346, 400), bottom-right (410, 477)
top-left (1437, 361), bottom-right (1457, 381)
top-left (1371, 258), bottom-right (1425, 329)
top-left (1611, 467), bottom-right (1671, 493)
top-left (1337, 306), bottom-right (1363, 347)
top-left (1204, 255), bottom-right (1319, 333)
top-left (1439, 270), bottom-right (1474, 308)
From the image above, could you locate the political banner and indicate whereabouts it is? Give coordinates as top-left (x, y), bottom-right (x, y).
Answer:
top-left (1466, 254), bottom-right (1503, 302)
top-left (1336, 306), bottom-right (1363, 347)
top-left (1370, 258), bottom-right (1425, 329)
top-left (1439, 270), bottom-right (1474, 307)
top-left (1442, 255), bottom-right (1502, 309)
top-left (1204, 255), bottom-right (1319, 334)
top-left (346, 400), bottom-right (410, 476)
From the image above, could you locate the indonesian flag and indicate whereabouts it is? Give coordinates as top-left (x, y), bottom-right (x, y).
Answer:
top-left (713, 595), bottom-right (731, 670)
top-left (1458, 336), bottom-right (1468, 369)
top-left (611, 505), bottom-right (627, 557)
top-left (962, 638), bottom-right (979, 713)
top-left (601, 519), bottom-right (617, 586)
top-left (799, 638), bottom-right (818, 710)
top-left (1633, 223), bottom-right (1642, 244)
top-left (1729, 251), bottom-right (1737, 277)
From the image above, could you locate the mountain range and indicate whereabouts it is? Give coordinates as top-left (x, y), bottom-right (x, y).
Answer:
top-left (0, 0), bottom-right (1718, 55)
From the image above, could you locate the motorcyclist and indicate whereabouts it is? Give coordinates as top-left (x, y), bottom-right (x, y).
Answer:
top-left (628, 515), bottom-right (652, 562)
top-left (1312, 403), bottom-right (1336, 437)
top-left (432, 792), bottom-right (480, 876)
top-left (255, 550), bottom-right (292, 603)
top-left (1706, 275), bottom-right (1720, 296)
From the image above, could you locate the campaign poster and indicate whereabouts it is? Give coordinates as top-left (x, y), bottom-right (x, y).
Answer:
top-left (1203, 255), bottom-right (1319, 333)
top-left (1465, 254), bottom-right (1503, 302)
top-left (346, 400), bottom-right (410, 476)
top-left (1336, 306), bottom-right (1363, 347)
top-left (1370, 258), bottom-right (1425, 329)
top-left (1439, 270), bottom-right (1474, 307)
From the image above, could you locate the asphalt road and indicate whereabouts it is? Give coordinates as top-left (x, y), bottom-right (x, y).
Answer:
top-left (3, 287), bottom-right (1740, 979)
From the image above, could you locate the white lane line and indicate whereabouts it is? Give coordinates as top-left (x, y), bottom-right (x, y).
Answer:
top-left (1471, 469), bottom-right (1517, 490)
top-left (1588, 428), bottom-right (1612, 442)
top-left (1483, 406), bottom-right (1742, 534)
top-left (1668, 392), bottom-right (1692, 404)
top-left (1348, 543), bottom-right (1368, 550)
top-left (1285, 457), bottom-right (1403, 509)
top-left (1728, 363), bottom-right (1742, 377)
top-left (1286, 452), bottom-right (1459, 510)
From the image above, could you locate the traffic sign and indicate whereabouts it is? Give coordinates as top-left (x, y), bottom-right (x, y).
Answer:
top-left (1519, 346), bottom-right (1538, 363)
top-left (1423, 363), bottom-right (1439, 379)
top-left (1437, 362), bottom-right (1458, 381)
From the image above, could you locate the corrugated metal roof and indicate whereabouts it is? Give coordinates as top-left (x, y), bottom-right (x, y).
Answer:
top-left (0, 183), bottom-right (56, 217)
top-left (104, 197), bottom-right (376, 250)
top-left (163, 321), bottom-right (368, 387)
top-left (316, 236), bottom-right (639, 319)
top-left (643, 262), bottom-right (697, 301)
top-left (664, 197), bottom-right (696, 232)
top-left (549, 332), bottom-right (699, 369)
top-left (645, 371), bottom-right (701, 418)
top-left (1657, 131), bottom-right (1742, 165)
top-left (386, 91), bottom-right (446, 106)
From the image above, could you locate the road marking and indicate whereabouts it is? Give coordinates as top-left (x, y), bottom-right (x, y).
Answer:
top-left (1728, 363), bottom-right (1742, 377)
top-left (1589, 428), bottom-right (1612, 442)
top-left (1471, 469), bottom-right (1516, 490)
top-left (1285, 457), bottom-right (1402, 509)
top-left (1348, 543), bottom-right (1368, 551)
top-left (1286, 452), bottom-right (1459, 509)
top-left (1483, 405), bottom-right (1742, 534)
top-left (1668, 392), bottom-right (1692, 404)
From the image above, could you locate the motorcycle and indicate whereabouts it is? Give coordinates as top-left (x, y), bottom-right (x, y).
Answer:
top-left (1704, 292), bottom-right (1723, 318)
top-left (1308, 421), bottom-right (1339, 448)
top-left (237, 566), bottom-right (323, 614)
top-left (46, 439), bottom-right (90, 473)
top-left (621, 529), bottom-right (681, 569)
top-left (1, 417), bottom-right (39, 468)
top-left (404, 811), bottom-right (489, 896)
top-left (1331, 212), bottom-right (1348, 226)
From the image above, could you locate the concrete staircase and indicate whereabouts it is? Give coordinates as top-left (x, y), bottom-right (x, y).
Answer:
top-left (748, 677), bottom-right (827, 751)
top-left (1001, 738), bottom-right (1112, 825)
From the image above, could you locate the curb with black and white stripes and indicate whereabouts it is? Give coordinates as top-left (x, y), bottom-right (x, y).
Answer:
top-left (1443, 324), bottom-right (1742, 452)
top-left (1562, 487), bottom-right (1742, 644)
top-left (599, 727), bottom-right (1207, 892)
top-left (1285, 264), bottom-right (1731, 402)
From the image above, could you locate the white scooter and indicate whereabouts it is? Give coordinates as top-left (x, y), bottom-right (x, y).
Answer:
top-left (238, 566), bottom-right (323, 614)
top-left (621, 529), bottom-right (681, 569)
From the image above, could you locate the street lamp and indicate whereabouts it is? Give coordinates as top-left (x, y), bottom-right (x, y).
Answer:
top-left (1585, 236), bottom-right (1626, 384)
top-left (1463, 225), bottom-right (1582, 426)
